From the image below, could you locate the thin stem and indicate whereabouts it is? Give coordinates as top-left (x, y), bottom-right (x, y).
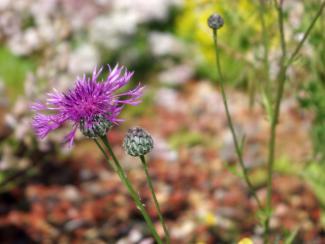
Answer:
top-left (140, 155), bottom-right (171, 244)
top-left (273, 0), bottom-right (279, 9)
top-left (258, 0), bottom-right (270, 85)
top-left (265, 1), bottom-right (286, 241)
top-left (264, 66), bottom-right (286, 244)
top-left (258, 0), bottom-right (273, 113)
top-left (94, 139), bottom-right (117, 171)
top-left (99, 136), bottom-right (163, 244)
top-left (212, 29), bottom-right (263, 210)
top-left (265, 2), bottom-right (287, 242)
top-left (286, 1), bottom-right (325, 68)
top-left (278, 1), bottom-right (287, 61)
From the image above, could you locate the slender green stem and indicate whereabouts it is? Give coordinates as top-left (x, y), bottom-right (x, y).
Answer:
top-left (264, 2), bottom-right (325, 242)
top-left (99, 136), bottom-right (163, 244)
top-left (94, 139), bottom-right (117, 171)
top-left (258, 0), bottom-right (270, 85)
top-left (273, 0), bottom-right (279, 9)
top-left (258, 0), bottom-right (273, 113)
top-left (140, 155), bottom-right (171, 244)
top-left (212, 29), bottom-right (263, 210)
top-left (286, 1), bottom-right (325, 68)
top-left (277, 1), bottom-right (287, 61)
top-left (265, 2), bottom-right (287, 242)
top-left (264, 67), bottom-right (287, 244)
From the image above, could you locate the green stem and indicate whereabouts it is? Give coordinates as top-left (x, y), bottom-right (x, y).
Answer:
top-left (264, 66), bottom-right (286, 244)
top-left (258, 0), bottom-right (270, 87)
top-left (265, 2), bottom-right (287, 242)
top-left (140, 155), bottom-right (171, 244)
top-left (212, 29), bottom-right (263, 210)
top-left (94, 139), bottom-right (117, 171)
top-left (99, 136), bottom-right (163, 244)
top-left (278, 1), bottom-right (287, 61)
top-left (286, 1), bottom-right (325, 67)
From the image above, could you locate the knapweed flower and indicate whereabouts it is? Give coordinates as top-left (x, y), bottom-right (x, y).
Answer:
top-left (31, 65), bottom-right (144, 146)
top-left (123, 127), bottom-right (154, 156)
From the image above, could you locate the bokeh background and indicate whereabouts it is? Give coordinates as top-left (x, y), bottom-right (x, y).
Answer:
top-left (0, 0), bottom-right (325, 243)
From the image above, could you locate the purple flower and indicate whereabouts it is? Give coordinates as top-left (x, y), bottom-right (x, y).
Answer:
top-left (31, 65), bottom-right (144, 146)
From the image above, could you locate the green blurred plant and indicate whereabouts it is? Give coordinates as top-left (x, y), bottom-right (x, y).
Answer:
top-left (298, 1), bottom-right (325, 163)
top-left (208, 1), bottom-right (325, 243)
top-left (176, 0), bottom-right (276, 86)
top-left (0, 47), bottom-right (36, 102)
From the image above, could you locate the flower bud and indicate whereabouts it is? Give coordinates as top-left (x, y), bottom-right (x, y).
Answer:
top-left (123, 127), bottom-right (154, 157)
top-left (79, 114), bottom-right (112, 138)
top-left (207, 13), bottom-right (224, 30)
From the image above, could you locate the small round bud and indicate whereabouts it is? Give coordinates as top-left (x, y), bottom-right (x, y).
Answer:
top-left (80, 114), bottom-right (112, 138)
top-left (207, 13), bottom-right (224, 30)
top-left (123, 127), bottom-right (154, 157)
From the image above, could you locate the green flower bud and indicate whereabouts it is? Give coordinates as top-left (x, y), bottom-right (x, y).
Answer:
top-left (123, 127), bottom-right (154, 157)
top-left (208, 13), bottom-right (224, 30)
top-left (79, 114), bottom-right (112, 139)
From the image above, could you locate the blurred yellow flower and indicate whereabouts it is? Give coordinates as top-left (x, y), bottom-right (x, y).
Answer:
top-left (238, 237), bottom-right (254, 244)
top-left (204, 212), bottom-right (217, 226)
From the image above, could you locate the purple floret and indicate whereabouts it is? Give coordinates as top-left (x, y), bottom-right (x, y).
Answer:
top-left (31, 64), bottom-right (144, 146)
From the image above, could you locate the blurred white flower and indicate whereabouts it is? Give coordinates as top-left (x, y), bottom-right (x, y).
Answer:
top-left (155, 87), bottom-right (187, 113)
top-left (151, 136), bottom-right (178, 162)
top-left (158, 64), bottom-right (194, 85)
top-left (25, 28), bottom-right (41, 49)
top-left (0, 0), bottom-right (10, 11)
top-left (68, 44), bottom-right (99, 75)
top-left (0, 12), bottom-right (20, 38)
top-left (90, 13), bottom-right (138, 49)
top-left (90, 0), bottom-right (183, 50)
top-left (14, 117), bottom-right (31, 140)
top-left (24, 73), bottom-right (37, 97)
top-left (155, 88), bottom-right (179, 110)
top-left (149, 32), bottom-right (184, 56)
top-left (8, 34), bottom-right (30, 56)
top-left (114, 0), bottom-right (182, 23)
top-left (38, 21), bottom-right (57, 43)
top-left (30, 0), bottom-right (58, 18)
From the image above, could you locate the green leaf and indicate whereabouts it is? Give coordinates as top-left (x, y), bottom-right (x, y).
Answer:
top-left (262, 90), bottom-right (273, 122)
top-left (224, 163), bottom-right (243, 179)
top-left (284, 227), bottom-right (299, 244)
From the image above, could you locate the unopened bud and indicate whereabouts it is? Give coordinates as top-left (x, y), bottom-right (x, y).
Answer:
top-left (208, 13), bottom-right (224, 30)
top-left (123, 127), bottom-right (154, 157)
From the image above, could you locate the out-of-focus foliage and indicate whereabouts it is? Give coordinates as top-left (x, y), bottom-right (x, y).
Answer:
top-left (287, 2), bottom-right (325, 230)
top-left (175, 0), bottom-right (276, 84)
top-left (0, 47), bottom-right (35, 101)
top-left (298, 1), bottom-right (325, 163)
top-left (303, 163), bottom-right (325, 229)
top-left (299, 81), bottom-right (325, 162)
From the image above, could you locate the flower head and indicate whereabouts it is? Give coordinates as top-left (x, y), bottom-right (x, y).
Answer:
top-left (31, 65), bottom-right (144, 146)
top-left (123, 127), bottom-right (154, 157)
top-left (207, 13), bottom-right (224, 30)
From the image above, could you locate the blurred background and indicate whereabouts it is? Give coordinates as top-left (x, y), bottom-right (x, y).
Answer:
top-left (0, 0), bottom-right (325, 243)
